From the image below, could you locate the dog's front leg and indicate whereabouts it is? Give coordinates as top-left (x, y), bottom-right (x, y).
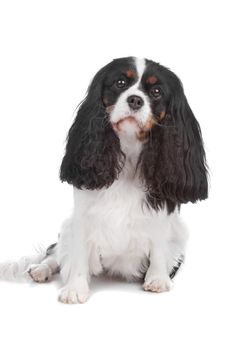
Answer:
top-left (143, 235), bottom-right (172, 293)
top-left (57, 218), bottom-right (90, 304)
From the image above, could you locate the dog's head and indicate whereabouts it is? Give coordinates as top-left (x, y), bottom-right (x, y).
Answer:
top-left (103, 57), bottom-right (171, 141)
top-left (60, 57), bottom-right (208, 213)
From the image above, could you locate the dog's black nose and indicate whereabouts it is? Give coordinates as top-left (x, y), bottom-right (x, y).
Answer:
top-left (127, 95), bottom-right (144, 111)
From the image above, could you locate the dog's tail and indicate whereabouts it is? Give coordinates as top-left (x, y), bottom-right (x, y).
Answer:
top-left (0, 248), bottom-right (46, 281)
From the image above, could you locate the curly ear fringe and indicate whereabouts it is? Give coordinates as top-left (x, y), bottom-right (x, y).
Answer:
top-left (60, 106), bottom-right (125, 189)
top-left (60, 61), bottom-right (125, 190)
top-left (139, 94), bottom-right (208, 214)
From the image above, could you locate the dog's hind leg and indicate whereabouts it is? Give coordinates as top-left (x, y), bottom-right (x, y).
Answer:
top-left (28, 243), bottom-right (59, 283)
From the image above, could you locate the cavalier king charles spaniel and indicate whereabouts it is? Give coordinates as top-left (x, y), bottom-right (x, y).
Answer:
top-left (0, 57), bottom-right (208, 303)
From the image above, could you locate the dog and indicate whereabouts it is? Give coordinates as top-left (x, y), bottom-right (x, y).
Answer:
top-left (0, 57), bottom-right (208, 303)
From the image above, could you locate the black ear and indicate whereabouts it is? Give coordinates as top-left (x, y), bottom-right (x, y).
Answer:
top-left (60, 65), bottom-right (124, 189)
top-left (139, 81), bottom-right (208, 213)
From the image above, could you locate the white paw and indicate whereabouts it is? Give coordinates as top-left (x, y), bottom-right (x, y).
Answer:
top-left (143, 275), bottom-right (172, 293)
top-left (58, 286), bottom-right (89, 304)
top-left (28, 264), bottom-right (52, 283)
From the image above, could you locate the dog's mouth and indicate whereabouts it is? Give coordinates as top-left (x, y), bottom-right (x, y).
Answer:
top-left (111, 115), bottom-right (143, 132)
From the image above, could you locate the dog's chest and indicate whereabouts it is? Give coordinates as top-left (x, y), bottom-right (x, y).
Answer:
top-left (83, 175), bottom-right (151, 278)
top-left (83, 170), bottom-right (151, 257)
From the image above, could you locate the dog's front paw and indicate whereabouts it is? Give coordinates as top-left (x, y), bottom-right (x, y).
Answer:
top-left (143, 275), bottom-right (172, 293)
top-left (58, 288), bottom-right (80, 304)
top-left (58, 279), bottom-right (90, 304)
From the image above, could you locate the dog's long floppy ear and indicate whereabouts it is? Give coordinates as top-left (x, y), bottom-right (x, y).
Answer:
top-left (60, 64), bottom-right (124, 190)
top-left (140, 78), bottom-right (208, 213)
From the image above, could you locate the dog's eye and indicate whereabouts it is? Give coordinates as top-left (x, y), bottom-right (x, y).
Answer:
top-left (116, 79), bottom-right (127, 88)
top-left (151, 86), bottom-right (161, 99)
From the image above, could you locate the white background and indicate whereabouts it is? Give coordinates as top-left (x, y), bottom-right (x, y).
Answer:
top-left (0, 0), bottom-right (232, 349)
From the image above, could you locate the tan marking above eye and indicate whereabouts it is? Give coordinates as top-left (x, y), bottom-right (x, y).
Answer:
top-left (146, 76), bottom-right (158, 84)
top-left (126, 70), bottom-right (136, 78)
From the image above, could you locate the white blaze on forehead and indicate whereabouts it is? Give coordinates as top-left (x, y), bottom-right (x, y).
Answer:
top-left (134, 57), bottom-right (146, 83)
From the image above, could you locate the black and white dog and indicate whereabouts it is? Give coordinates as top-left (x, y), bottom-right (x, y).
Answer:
top-left (0, 57), bottom-right (208, 303)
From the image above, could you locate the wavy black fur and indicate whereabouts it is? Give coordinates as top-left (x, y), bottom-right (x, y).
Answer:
top-left (139, 78), bottom-right (208, 213)
top-left (60, 64), bottom-right (125, 189)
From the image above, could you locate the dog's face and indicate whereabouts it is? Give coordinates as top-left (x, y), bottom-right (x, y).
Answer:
top-left (60, 57), bottom-right (208, 213)
top-left (102, 57), bottom-right (174, 141)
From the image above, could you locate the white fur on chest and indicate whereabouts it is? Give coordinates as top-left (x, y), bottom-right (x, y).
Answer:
top-left (73, 164), bottom-right (171, 280)
top-left (74, 183), bottom-right (143, 279)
